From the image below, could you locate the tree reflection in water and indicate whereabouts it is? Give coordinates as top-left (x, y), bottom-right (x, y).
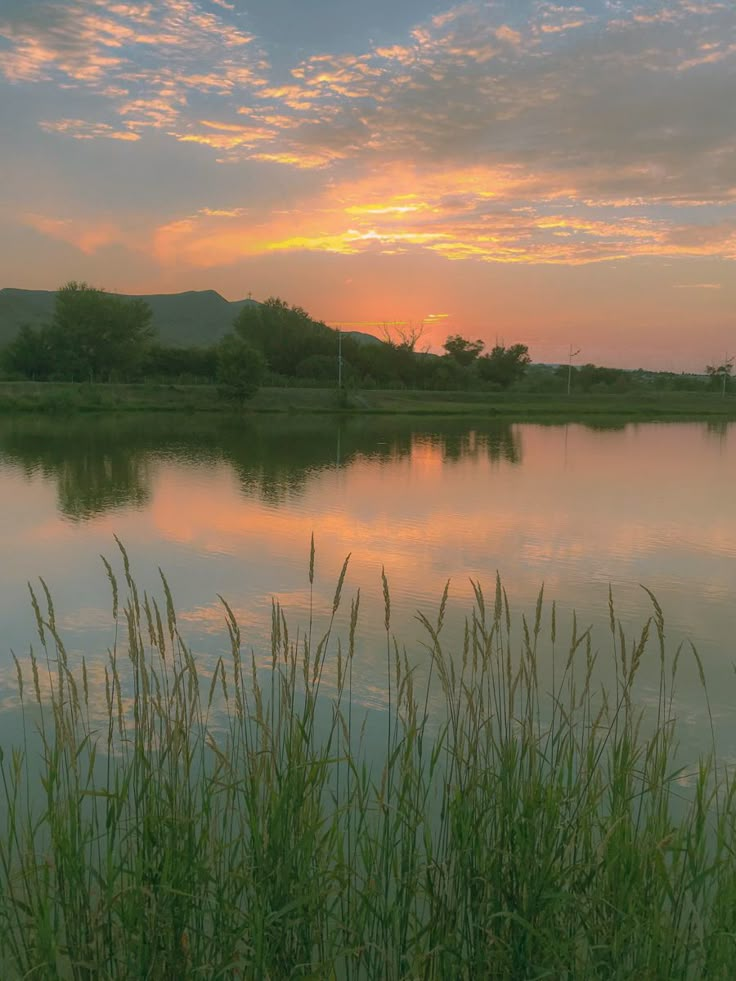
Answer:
top-left (0, 414), bottom-right (525, 521)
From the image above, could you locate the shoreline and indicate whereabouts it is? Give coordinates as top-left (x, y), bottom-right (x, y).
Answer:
top-left (0, 380), bottom-right (734, 420)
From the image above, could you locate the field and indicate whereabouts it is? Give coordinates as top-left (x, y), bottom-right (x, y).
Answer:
top-left (1, 546), bottom-right (735, 978)
top-left (0, 379), bottom-right (735, 420)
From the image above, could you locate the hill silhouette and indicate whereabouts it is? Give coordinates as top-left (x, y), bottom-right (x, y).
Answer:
top-left (0, 287), bottom-right (382, 349)
top-left (0, 287), bottom-right (260, 348)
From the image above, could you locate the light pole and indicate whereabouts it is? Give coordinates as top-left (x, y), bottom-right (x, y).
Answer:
top-left (567, 345), bottom-right (581, 396)
top-left (723, 354), bottom-right (733, 399)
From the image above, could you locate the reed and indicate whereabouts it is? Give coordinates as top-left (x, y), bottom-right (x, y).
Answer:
top-left (1, 540), bottom-right (735, 978)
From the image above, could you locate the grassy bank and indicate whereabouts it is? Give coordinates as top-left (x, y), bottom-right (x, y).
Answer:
top-left (1, 545), bottom-right (735, 978)
top-left (0, 379), bottom-right (735, 420)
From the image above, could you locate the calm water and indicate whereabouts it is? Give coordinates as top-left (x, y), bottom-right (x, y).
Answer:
top-left (0, 413), bottom-right (734, 755)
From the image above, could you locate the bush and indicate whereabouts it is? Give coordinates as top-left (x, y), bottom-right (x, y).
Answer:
top-left (216, 333), bottom-right (266, 404)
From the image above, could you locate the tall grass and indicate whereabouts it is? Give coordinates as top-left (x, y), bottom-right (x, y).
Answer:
top-left (1, 541), bottom-right (735, 978)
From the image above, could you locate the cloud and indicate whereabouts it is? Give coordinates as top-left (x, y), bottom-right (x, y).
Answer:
top-left (534, 2), bottom-right (596, 36)
top-left (6, 0), bottom-right (735, 208)
top-left (198, 207), bottom-right (249, 218)
top-left (664, 220), bottom-right (736, 257)
top-left (5, 0), bottom-right (736, 271)
top-left (276, 2), bottom-right (735, 207)
top-left (172, 118), bottom-right (277, 150)
top-left (39, 118), bottom-right (141, 141)
top-left (123, 0), bottom-right (729, 213)
top-left (0, 0), bottom-right (267, 130)
top-left (145, 162), bottom-right (736, 270)
top-left (23, 213), bottom-right (127, 254)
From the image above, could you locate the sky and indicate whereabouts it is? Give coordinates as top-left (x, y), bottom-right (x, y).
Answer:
top-left (1, 0), bottom-right (734, 369)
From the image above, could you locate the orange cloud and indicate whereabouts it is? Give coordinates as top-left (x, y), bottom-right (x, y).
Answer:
top-left (39, 118), bottom-right (141, 141)
top-left (248, 148), bottom-right (348, 169)
top-left (149, 161), bottom-right (731, 269)
top-left (538, 19), bottom-right (589, 34)
top-left (24, 213), bottom-right (127, 255)
top-left (173, 119), bottom-right (277, 150)
top-left (495, 25), bottom-right (523, 47)
top-left (677, 42), bottom-right (736, 70)
top-left (117, 96), bottom-right (183, 128)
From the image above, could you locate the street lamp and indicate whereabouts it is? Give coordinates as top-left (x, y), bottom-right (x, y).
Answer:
top-left (567, 345), bottom-right (581, 396)
top-left (722, 354), bottom-right (733, 399)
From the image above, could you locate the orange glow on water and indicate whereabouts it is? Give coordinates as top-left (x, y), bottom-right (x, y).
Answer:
top-left (0, 419), bottom-right (734, 719)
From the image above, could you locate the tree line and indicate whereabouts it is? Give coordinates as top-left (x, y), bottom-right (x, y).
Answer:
top-left (1, 281), bottom-right (730, 399)
top-left (0, 283), bottom-right (533, 399)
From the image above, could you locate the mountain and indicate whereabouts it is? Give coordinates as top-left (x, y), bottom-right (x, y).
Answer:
top-left (344, 330), bottom-right (384, 347)
top-left (0, 289), bottom-right (56, 344)
top-left (0, 288), bottom-right (262, 348)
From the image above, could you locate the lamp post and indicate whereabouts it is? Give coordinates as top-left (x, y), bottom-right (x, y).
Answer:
top-left (567, 345), bottom-right (581, 396)
top-left (723, 354), bottom-right (733, 399)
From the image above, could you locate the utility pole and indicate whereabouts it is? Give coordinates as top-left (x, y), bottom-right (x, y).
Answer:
top-left (723, 353), bottom-right (733, 399)
top-left (338, 328), bottom-right (343, 388)
top-left (567, 345), bottom-right (581, 396)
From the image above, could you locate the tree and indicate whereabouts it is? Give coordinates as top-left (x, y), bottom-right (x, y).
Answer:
top-left (576, 363), bottom-right (625, 393)
top-left (705, 359), bottom-right (733, 397)
top-left (1, 324), bottom-right (55, 379)
top-left (376, 323), bottom-right (427, 387)
top-left (144, 343), bottom-right (218, 382)
top-left (217, 333), bottom-right (266, 404)
top-left (442, 334), bottom-right (485, 367)
top-left (295, 353), bottom-right (346, 383)
top-left (50, 281), bottom-right (154, 381)
top-left (429, 355), bottom-right (467, 390)
top-left (381, 323), bottom-right (426, 353)
top-left (477, 343), bottom-right (531, 388)
top-left (233, 297), bottom-right (335, 376)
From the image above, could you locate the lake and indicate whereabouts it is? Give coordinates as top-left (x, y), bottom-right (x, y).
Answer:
top-left (0, 413), bottom-right (734, 757)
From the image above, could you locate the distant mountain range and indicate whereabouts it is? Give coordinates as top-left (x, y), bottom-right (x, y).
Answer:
top-left (0, 288), bottom-right (383, 349)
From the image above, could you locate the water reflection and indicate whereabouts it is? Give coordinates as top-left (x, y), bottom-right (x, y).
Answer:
top-left (0, 418), bottom-right (152, 521)
top-left (0, 415), bottom-right (524, 520)
top-left (416, 426), bottom-right (521, 465)
top-left (706, 420), bottom-right (730, 438)
top-left (0, 415), bottom-right (734, 760)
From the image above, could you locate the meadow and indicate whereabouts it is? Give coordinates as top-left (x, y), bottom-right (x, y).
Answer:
top-left (1, 541), bottom-right (735, 979)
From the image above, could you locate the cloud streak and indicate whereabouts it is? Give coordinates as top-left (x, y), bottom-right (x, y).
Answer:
top-left (145, 161), bottom-right (736, 270)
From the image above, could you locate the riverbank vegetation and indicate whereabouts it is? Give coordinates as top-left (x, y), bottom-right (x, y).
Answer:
top-left (1, 283), bottom-right (731, 406)
top-left (0, 380), bottom-right (734, 419)
top-left (1, 547), bottom-right (736, 977)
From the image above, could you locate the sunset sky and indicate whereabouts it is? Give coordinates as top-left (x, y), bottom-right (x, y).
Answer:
top-left (1, 0), bottom-right (734, 369)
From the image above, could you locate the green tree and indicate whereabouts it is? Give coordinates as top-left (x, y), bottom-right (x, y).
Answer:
top-left (429, 355), bottom-right (467, 390)
top-left (1, 324), bottom-right (55, 379)
top-left (143, 343), bottom-right (218, 382)
top-left (233, 297), bottom-right (336, 376)
top-left (477, 343), bottom-right (531, 388)
top-left (443, 334), bottom-right (485, 367)
top-left (50, 281), bottom-right (154, 381)
top-left (705, 360), bottom-right (733, 396)
top-left (576, 363), bottom-right (626, 393)
top-left (295, 353), bottom-right (344, 383)
top-left (217, 333), bottom-right (266, 404)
